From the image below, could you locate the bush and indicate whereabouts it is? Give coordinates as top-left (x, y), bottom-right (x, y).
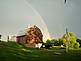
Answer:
top-left (74, 42), bottom-right (80, 49)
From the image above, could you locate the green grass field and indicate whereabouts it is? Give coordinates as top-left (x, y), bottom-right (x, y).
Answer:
top-left (0, 41), bottom-right (81, 61)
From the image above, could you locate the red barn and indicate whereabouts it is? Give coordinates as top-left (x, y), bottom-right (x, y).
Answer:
top-left (16, 25), bottom-right (43, 48)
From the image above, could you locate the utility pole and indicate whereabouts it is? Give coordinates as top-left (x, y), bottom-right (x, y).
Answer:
top-left (7, 35), bottom-right (9, 42)
top-left (0, 34), bottom-right (2, 41)
top-left (64, 0), bottom-right (67, 4)
top-left (66, 28), bottom-right (69, 53)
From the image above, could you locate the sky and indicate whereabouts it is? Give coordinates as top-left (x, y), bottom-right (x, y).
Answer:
top-left (0, 0), bottom-right (81, 41)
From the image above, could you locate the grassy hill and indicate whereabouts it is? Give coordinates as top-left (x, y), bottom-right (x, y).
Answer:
top-left (0, 41), bottom-right (81, 61)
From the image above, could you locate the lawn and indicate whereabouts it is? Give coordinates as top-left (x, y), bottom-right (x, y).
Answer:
top-left (0, 41), bottom-right (81, 61)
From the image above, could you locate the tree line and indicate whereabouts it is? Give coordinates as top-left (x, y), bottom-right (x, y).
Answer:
top-left (44, 32), bottom-right (81, 49)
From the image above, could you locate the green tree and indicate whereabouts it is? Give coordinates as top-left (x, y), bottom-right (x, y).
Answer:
top-left (58, 38), bottom-right (63, 46)
top-left (51, 39), bottom-right (59, 46)
top-left (61, 32), bottom-right (80, 49)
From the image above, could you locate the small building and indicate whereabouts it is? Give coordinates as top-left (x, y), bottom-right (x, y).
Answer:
top-left (7, 34), bottom-right (17, 42)
top-left (16, 35), bottom-right (27, 44)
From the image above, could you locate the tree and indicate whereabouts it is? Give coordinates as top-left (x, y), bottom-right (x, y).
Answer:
top-left (58, 38), bottom-right (63, 46)
top-left (50, 39), bottom-right (57, 46)
top-left (61, 32), bottom-right (80, 49)
top-left (48, 39), bottom-right (64, 46)
top-left (48, 39), bottom-right (62, 46)
top-left (45, 39), bottom-right (53, 49)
